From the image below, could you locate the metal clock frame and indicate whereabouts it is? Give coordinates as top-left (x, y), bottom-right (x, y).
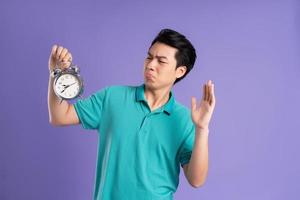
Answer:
top-left (52, 64), bottom-right (84, 103)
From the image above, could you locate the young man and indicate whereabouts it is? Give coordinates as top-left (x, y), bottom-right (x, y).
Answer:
top-left (48, 29), bottom-right (216, 200)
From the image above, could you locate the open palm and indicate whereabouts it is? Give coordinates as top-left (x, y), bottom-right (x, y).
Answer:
top-left (191, 80), bottom-right (216, 129)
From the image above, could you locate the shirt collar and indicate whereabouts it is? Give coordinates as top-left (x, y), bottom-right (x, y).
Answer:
top-left (135, 83), bottom-right (175, 115)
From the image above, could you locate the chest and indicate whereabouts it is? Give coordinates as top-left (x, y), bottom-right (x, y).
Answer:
top-left (103, 104), bottom-right (185, 160)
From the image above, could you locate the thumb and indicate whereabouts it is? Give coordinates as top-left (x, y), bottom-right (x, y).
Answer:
top-left (191, 97), bottom-right (197, 111)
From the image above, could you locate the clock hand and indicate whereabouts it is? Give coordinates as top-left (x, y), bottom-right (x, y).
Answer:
top-left (61, 88), bottom-right (66, 93)
top-left (61, 85), bottom-right (70, 93)
top-left (68, 82), bottom-right (77, 87)
top-left (62, 82), bottom-right (76, 88)
top-left (60, 82), bottom-right (77, 93)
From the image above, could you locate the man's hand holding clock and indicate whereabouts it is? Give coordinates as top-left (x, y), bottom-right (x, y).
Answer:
top-left (48, 45), bottom-right (84, 102)
top-left (48, 45), bottom-right (73, 71)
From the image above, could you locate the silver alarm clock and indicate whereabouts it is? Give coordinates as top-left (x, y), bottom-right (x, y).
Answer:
top-left (51, 63), bottom-right (84, 103)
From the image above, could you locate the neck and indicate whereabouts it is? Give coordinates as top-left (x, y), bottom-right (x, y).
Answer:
top-left (144, 84), bottom-right (172, 112)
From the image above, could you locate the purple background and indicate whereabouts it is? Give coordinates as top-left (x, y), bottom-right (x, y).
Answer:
top-left (0, 0), bottom-right (299, 199)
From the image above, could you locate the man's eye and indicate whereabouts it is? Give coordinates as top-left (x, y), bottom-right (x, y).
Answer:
top-left (159, 60), bottom-right (167, 64)
top-left (146, 57), bottom-right (152, 60)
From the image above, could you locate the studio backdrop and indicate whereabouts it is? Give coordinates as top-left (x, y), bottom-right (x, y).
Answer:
top-left (0, 0), bottom-right (299, 199)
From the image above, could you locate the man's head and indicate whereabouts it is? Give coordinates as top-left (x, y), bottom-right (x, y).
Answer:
top-left (144, 28), bottom-right (196, 90)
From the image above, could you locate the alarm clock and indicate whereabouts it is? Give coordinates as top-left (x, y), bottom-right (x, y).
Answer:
top-left (51, 63), bottom-right (84, 103)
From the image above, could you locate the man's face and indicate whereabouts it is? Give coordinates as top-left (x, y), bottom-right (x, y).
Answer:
top-left (143, 42), bottom-right (186, 90)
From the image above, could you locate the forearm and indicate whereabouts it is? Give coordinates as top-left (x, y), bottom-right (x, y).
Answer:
top-left (187, 127), bottom-right (209, 187)
top-left (48, 75), bottom-right (70, 125)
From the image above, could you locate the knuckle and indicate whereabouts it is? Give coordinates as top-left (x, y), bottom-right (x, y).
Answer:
top-left (56, 47), bottom-right (63, 57)
top-left (51, 45), bottom-right (58, 55)
top-left (52, 45), bottom-right (57, 51)
top-left (60, 49), bottom-right (68, 58)
top-left (62, 55), bottom-right (69, 61)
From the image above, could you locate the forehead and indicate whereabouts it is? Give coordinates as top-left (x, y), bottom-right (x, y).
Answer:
top-left (148, 42), bottom-right (177, 60)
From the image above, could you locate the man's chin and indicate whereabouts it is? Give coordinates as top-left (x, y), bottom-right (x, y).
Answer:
top-left (144, 80), bottom-right (157, 89)
top-left (144, 81), bottom-right (153, 86)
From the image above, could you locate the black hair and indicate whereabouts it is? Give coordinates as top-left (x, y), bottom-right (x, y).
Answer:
top-left (150, 28), bottom-right (196, 84)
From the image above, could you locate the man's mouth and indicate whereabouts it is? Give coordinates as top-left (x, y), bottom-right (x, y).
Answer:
top-left (144, 73), bottom-right (154, 79)
top-left (145, 73), bottom-right (153, 78)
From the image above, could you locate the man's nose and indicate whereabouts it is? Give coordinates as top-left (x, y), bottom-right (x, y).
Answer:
top-left (146, 59), bottom-right (156, 71)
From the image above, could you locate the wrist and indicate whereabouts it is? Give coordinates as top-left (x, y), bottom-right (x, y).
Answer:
top-left (195, 126), bottom-right (209, 135)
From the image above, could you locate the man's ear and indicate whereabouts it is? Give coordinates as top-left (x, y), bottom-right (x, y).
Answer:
top-left (176, 66), bottom-right (187, 79)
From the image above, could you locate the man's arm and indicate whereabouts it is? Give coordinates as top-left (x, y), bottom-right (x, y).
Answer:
top-left (182, 127), bottom-right (209, 188)
top-left (48, 45), bottom-right (79, 126)
top-left (184, 80), bottom-right (215, 187)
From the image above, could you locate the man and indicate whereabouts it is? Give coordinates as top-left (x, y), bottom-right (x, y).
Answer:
top-left (48, 28), bottom-right (216, 200)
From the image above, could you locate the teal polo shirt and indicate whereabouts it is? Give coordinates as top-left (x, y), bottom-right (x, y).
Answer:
top-left (74, 84), bottom-right (195, 200)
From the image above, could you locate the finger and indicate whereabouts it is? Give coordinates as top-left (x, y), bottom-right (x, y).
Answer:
top-left (208, 84), bottom-right (212, 103)
top-left (63, 52), bottom-right (73, 62)
top-left (51, 45), bottom-right (58, 57)
top-left (207, 80), bottom-right (212, 101)
top-left (56, 46), bottom-right (63, 59)
top-left (191, 97), bottom-right (197, 111)
top-left (205, 84), bottom-right (209, 101)
top-left (207, 83), bottom-right (210, 102)
top-left (201, 84), bottom-right (206, 101)
top-left (59, 48), bottom-right (68, 61)
top-left (62, 53), bottom-right (70, 62)
top-left (207, 85), bottom-right (211, 102)
top-left (61, 61), bottom-right (71, 69)
top-left (211, 83), bottom-right (216, 105)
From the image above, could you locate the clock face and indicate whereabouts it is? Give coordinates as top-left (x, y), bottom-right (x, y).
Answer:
top-left (54, 73), bottom-right (81, 99)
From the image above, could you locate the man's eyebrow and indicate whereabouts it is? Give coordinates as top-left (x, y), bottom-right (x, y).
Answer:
top-left (147, 52), bottom-right (169, 60)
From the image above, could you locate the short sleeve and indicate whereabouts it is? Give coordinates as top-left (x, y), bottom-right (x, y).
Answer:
top-left (179, 121), bottom-right (195, 167)
top-left (73, 87), bottom-right (108, 130)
